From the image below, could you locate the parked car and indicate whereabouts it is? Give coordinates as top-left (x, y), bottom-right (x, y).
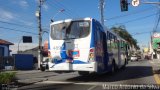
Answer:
top-left (130, 55), bottom-right (138, 61)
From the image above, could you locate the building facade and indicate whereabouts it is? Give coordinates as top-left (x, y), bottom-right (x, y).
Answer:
top-left (151, 33), bottom-right (160, 59)
top-left (0, 39), bottom-right (14, 57)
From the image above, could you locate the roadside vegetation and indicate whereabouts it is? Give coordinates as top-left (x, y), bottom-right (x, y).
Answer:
top-left (0, 72), bottom-right (16, 84)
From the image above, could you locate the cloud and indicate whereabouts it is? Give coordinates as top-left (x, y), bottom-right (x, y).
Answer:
top-left (0, 9), bottom-right (34, 27)
top-left (0, 9), bottom-right (15, 21)
top-left (11, 0), bottom-right (29, 8)
top-left (19, 0), bottom-right (29, 8)
top-left (43, 4), bottom-right (49, 11)
top-left (14, 18), bottom-right (35, 27)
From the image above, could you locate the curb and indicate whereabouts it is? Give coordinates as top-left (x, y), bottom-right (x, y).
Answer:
top-left (149, 60), bottom-right (160, 85)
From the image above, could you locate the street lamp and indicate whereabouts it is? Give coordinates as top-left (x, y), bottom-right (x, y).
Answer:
top-left (51, 9), bottom-right (65, 22)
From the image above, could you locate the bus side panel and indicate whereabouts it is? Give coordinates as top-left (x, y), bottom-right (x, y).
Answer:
top-left (102, 32), bottom-right (111, 72)
top-left (93, 20), bottom-right (110, 73)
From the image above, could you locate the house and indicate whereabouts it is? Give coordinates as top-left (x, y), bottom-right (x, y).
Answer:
top-left (0, 39), bottom-right (14, 70)
top-left (18, 46), bottom-right (39, 58)
top-left (0, 39), bottom-right (14, 57)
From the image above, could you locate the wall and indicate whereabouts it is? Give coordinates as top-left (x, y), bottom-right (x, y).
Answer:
top-left (0, 45), bottom-right (9, 56)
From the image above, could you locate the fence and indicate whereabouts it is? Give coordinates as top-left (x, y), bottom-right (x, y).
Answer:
top-left (0, 56), bottom-right (14, 71)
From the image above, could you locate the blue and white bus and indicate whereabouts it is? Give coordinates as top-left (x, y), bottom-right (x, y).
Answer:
top-left (47, 17), bottom-right (128, 75)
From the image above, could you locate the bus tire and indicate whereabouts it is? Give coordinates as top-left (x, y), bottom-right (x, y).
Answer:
top-left (122, 59), bottom-right (127, 69)
top-left (111, 61), bottom-right (116, 74)
top-left (78, 71), bottom-right (89, 76)
top-left (40, 65), bottom-right (45, 71)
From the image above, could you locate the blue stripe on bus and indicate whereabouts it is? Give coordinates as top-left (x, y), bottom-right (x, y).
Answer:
top-left (53, 59), bottom-right (66, 64)
top-left (90, 19), bottom-right (95, 48)
top-left (73, 60), bottom-right (88, 64)
top-left (60, 43), bottom-right (69, 59)
top-left (53, 59), bottom-right (88, 64)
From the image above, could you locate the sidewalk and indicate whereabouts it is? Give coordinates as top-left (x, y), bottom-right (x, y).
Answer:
top-left (150, 59), bottom-right (160, 71)
top-left (3, 70), bottom-right (48, 87)
top-left (4, 70), bottom-right (40, 75)
top-left (149, 59), bottom-right (160, 84)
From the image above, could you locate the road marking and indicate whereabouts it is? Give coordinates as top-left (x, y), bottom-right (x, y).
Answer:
top-left (74, 82), bottom-right (103, 86)
top-left (38, 81), bottom-right (104, 86)
top-left (153, 73), bottom-right (160, 85)
top-left (37, 81), bottom-right (74, 84)
top-left (87, 85), bottom-right (97, 90)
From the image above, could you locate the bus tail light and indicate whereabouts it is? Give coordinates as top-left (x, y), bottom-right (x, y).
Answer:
top-left (88, 48), bottom-right (95, 62)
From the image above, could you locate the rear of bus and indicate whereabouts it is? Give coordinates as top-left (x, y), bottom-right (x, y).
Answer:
top-left (48, 18), bottom-right (97, 74)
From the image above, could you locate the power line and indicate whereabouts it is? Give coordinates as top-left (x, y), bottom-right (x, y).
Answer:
top-left (122, 13), bottom-right (157, 24)
top-left (108, 13), bottom-right (158, 27)
top-left (53, 0), bottom-right (80, 18)
top-left (0, 26), bottom-right (38, 35)
top-left (46, 1), bottom-right (73, 18)
top-left (131, 31), bottom-right (151, 36)
top-left (153, 0), bottom-right (160, 32)
top-left (105, 7), bottom-right (156, 21)
top-left (0, 19), bottom-right (49, 33)
top-left (0, 20), bottom-right (37, 29)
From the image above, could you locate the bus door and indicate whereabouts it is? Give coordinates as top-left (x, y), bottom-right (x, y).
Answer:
top-left (95, 29), bottom-right (105, 72)
top-left (117, 40), bottom-right (121, 68)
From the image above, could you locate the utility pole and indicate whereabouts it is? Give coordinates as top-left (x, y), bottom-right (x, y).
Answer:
top-left (35, 0), bottom-right (43, 69)
top-left (99, 0), bottom-right (105, 26)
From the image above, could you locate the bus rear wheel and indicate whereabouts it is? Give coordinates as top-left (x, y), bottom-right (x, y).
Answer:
top-left (122, 59), bottom-right (127, 69)
top-left (111, 61), bottom-right (116, 74)
top-left (78, 71), bottom-right (89, 76)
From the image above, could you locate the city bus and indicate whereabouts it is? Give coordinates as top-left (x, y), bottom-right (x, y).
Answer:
top-left (46, 17), bottom-right (128, 75)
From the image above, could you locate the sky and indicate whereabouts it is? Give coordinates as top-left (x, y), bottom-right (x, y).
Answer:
top-left (0, 0), bottom-right (160, 50)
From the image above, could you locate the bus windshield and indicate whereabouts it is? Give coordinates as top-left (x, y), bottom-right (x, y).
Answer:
top-left (51, 21), bottom-right (90, 40)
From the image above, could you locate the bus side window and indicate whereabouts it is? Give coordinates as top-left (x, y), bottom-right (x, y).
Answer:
top-left (110, 34), bottom-right (113, 48)
top-left (114, 36), bottom-right (117, 49)
top-left (107, 32), bottom-right (111, 50)
top-left (111, 35), bottom-right (115, 49)
top-left (120, 41), bottom-right (122, 49)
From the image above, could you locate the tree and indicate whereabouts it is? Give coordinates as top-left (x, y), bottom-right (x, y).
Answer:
top-left (110, 25), bottom-right (139, 50)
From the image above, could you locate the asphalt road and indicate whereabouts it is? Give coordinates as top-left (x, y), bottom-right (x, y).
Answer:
top-left (16, 59), bottom-right (160, 90)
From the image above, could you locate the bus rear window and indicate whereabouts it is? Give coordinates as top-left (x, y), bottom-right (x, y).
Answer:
top-left (51, 21), bottom-right (90, 40)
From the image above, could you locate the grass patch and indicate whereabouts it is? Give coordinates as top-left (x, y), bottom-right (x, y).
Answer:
top-left (0, 72), bottom-right (16, 84)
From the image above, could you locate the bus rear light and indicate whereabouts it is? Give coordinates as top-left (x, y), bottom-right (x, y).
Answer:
top-left (90, 48), bottom-right (94, 53)
top-left (48, 51), bottom-right (51, 58)
top-left (89, 53), bottom-right (94, 58)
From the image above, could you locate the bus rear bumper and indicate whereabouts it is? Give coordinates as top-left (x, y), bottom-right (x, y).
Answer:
top-left (73, 62), bottom-right (97, 72)
top-left (48, 62), bottom-right (97, 72)
top-left (48, 63), bottom-right (72, 71)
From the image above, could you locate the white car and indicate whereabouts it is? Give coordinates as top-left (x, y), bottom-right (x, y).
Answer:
top-left (130, 55), bottom-right (138, 61)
